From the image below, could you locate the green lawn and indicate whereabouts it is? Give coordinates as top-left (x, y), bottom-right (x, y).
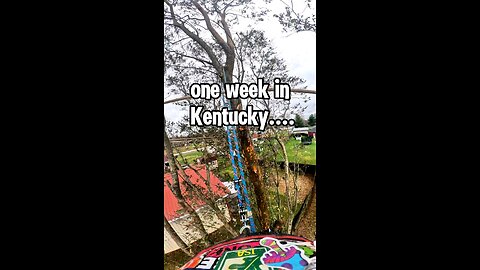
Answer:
top-left (212, 138), bottom-right (315, 183)
top-left (277, 138), bottom-right (316, 165)
top-left (175, 144), bottom-right (204, 153)
top-left (217, 156), bottom-right (234, 180)
top-left (176, 151), bottom-right (203, 165)
top-left (174, 138), bottom-right (315, 173)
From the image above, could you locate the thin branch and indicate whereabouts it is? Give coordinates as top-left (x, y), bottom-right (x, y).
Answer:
top-left (192, 0), bottom-right (231, 55)
top-left (165, 0), bottom-right (222, 73)
top-left (169, 65), bottom-right (218, 76)
top-left (165, 49), bottom-right (213, 66)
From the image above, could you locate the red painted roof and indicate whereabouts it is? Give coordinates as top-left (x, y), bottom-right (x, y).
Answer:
top-left (164, 165), bottom-right (230, 221)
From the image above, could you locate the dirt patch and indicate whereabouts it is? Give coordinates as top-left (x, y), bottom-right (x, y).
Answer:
top-left (275, 173), bottom-right (314, 205)
top-left (269, 171), bottom-right (316, 240)
top-left (294, 187), bottom-right (316, 241)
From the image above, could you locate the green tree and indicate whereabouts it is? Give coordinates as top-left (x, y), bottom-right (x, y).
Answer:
top-left (307, 114), bottom-right (316, 126)
top-left (294, 114), bottom-right (306, 127)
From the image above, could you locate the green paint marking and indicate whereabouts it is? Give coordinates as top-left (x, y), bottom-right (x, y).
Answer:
top-left (214, 247), bottom-right (268, 270)
top-left (243, 256), bottom-right (260, 269)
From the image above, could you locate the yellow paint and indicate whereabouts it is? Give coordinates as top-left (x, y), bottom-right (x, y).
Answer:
top-left (237, 248), bottom-right (255, 257)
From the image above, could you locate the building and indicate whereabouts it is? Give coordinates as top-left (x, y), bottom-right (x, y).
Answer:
top-left (196, 153), bottom-right (218, 169)
top-left (292, 127), bottom-right (310, 140)
top-left (164, 155), bottom-right (169, 171)
top-left (308, 126), bottom-right (316, 138)
top-left (164, 165), bottom-right (232, 254)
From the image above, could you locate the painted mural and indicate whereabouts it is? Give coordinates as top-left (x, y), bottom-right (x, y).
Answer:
top-left (181, 235), bottom-right (316, 270)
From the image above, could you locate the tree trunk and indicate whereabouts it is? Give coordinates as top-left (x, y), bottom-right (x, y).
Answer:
top-left (164, 214), bottom-right (194, 257)
top-left (270, 141), bottom-right (282, 222)
top-left (237, 125), bottom-right (271, 231)
top-left (223, 67), bottom-right (271, 231)
top-left (164, 117), bottom-right (213, 247)
top-left (275, 136), bottom-right (293, 233)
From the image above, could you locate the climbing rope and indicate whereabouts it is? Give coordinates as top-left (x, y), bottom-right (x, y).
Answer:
top-left (220, 68), bottom-right (256, 234)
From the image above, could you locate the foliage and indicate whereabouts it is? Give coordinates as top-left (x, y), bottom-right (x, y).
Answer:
top-left (163, 0), bottom-right (315, 249)
top-left (307, 114), bottom-right (316, 126)
top-left (271, 0), bottom-right (316, 33)
top-left (294, 114), bottom-right (306, 127)
top-left (277, 138), bottom-right (316, 165)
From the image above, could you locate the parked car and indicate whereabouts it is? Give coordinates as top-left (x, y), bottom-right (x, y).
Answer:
top-left (301, 136), bottom-right (313, 145)
top-left (294, 133), bottom-right (307, 141)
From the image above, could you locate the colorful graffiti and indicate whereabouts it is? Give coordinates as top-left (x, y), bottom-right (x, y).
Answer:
top-left (215, 247), bottom-right (269, 269)
top-left (180, 235), bottom-right (316, 270)
top-left (259, 237), bottom-right (309, 269)
top-left (206, 241), bottom-right (261, 258)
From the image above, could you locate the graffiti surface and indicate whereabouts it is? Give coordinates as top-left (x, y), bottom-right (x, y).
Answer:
top-left (215, 247), bottom-right (269, 269)
top-left (259, 237), bottom-right (309, 269)
top-left (180, 235), bottom-right (316, 270)
top-left (206, 241), bottom-right (261, 258)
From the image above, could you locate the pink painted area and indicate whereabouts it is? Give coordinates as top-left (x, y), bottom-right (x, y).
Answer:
top-left (262, 246), bottom-right (297, 264)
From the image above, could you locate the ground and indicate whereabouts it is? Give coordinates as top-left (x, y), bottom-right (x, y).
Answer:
top-left (193, 138), bottom-right (316, 181)
top-left (270, 173), bottom-right (316, 240)
top-left (177, 151), bottom-right (203, 165)
top-left (277, 138), bottom-right (316, 165)
top-left (294, 187), bottom-right (316, 241)
top-left (174, 138), bottom-right (316, 168)
top-left (164, 226), bottom-right (233, 270)
top-left (277, 174), bottom-right (314, 200)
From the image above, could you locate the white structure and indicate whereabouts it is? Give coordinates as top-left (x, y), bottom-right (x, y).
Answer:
top-left (164, 166), bottom-right (232, 254)
top-left (164, 199), bottom-right (231, 254)
top-left (292, 127), bottom-right (310, 140)
top-left (292, 127), bottom-right (311, 134)
top-left (222, 181), bottom-right (238, 194)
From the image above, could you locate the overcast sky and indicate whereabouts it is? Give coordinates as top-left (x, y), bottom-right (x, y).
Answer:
top-left (164, 0), bottom-right (316, 123)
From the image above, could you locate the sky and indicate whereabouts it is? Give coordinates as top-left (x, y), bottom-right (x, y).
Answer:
top-left (164, 0), bottom-right (316, 123)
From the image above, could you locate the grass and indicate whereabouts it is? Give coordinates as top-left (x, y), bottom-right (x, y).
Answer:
top-left (173, 137), bottom-right (316, 175)
top-left (175, 144), bottom-right (205, 153)
top-left (276, 138), bottom-right (316, 165)
top-left (177, 151), bottom-right (203, 165)
top-left (218, 165), bottom-right (234, 179)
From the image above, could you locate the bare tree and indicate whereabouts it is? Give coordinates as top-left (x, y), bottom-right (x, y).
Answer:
top-left (165, 22), bottom-right (314, 234)
top-left (174, 150), bottom-right (239, 237)
top-left (164, 0), bottom-right (272, 230)
top-left (164, 116), bottom-right (213, 247)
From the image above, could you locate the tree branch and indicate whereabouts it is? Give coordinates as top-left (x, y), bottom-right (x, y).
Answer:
top-left (165, 0), bottom-right (222, 74)
top-left (192, 0), bottom-right (231, 56)
top-left (165, 48), bottom-right (213, 66)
